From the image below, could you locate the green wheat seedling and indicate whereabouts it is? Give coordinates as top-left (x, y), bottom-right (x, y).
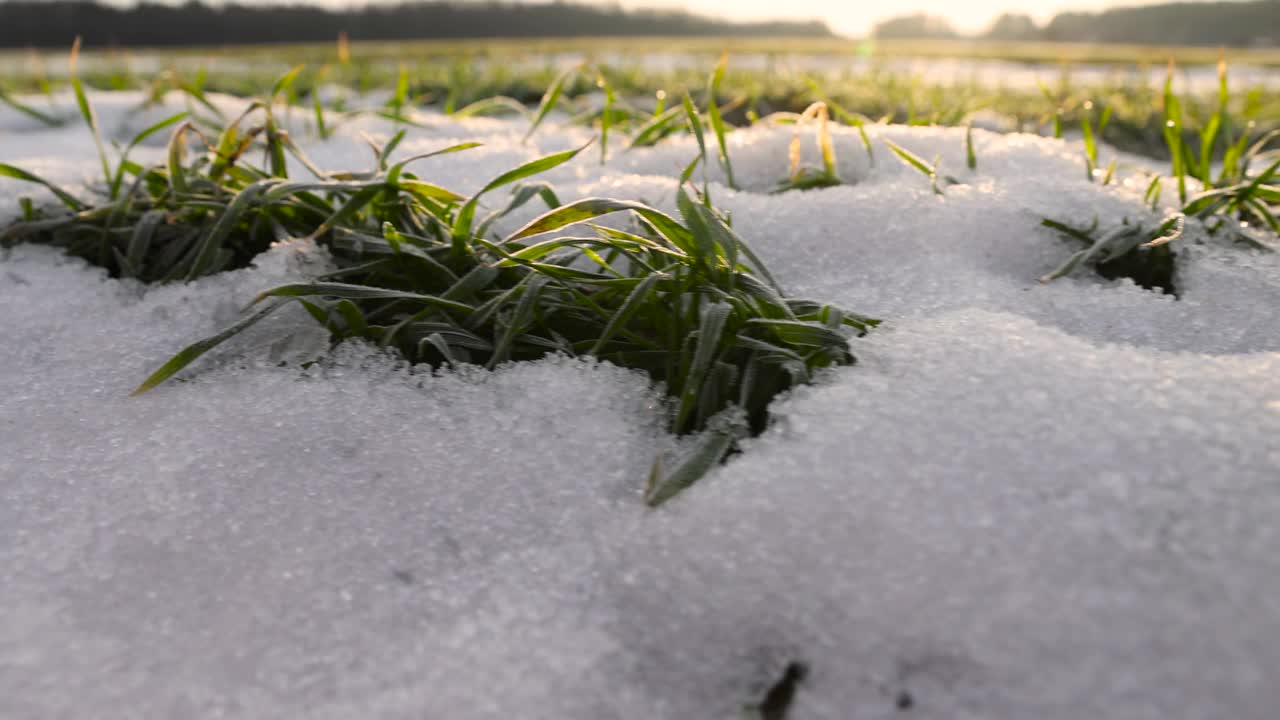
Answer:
top-left (131, 182), bottom-right (877, 506)
top-left (1037, 79), bottom-right (1065, 139)
top-left (451, 95), bottom-right (531, 120)
top-left (136, 65), bottom-right (228, 131)
top-left (524, 63), bottom-right (580, 143)
top-left (680, 91), bottom-right (716, 198)
top-left (882, 138), bottom-right (959, 195)
top-left (773, 102), bottom-right (843, 193)
top-left (387, 63), bottom-right (411, 122)
top-left (1079, 99), bottom-right (1112, 181)
top-left (805, 83), bottom-right (877, 166)
top-left (627, 100), bottom-right (688, 150)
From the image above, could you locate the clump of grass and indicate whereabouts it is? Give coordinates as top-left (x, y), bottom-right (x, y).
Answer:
top-left (1, 61), bottom-right (554, 284)
top-left (1169, 61), bottom-right (1280, 239)
top-left (1033, 59), bottom-right (1273, 292)
top-left (130, 179), bottom-right (876, 504)
top-left (1036, 60), bottom-right (1275, 288)
top-left (0, 70), bottom-right (352, 282)
top-left (1039, 215), bottom-right (1183, 294)
top-left (0, 40), bottom-right (222, 279)
top-left (1183, 153), bottom-right (1279, 245)
top-left (1159, 59), bottom-right (1279, 235)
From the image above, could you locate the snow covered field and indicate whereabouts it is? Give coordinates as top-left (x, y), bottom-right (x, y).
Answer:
top-left (3, 92), bottom-right (1280, 718)
top-left (8, 49), bottom-right (1280, 93)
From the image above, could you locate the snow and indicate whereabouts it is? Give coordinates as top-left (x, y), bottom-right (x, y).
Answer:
top-left (2, 91), bottom-right (1280, 719)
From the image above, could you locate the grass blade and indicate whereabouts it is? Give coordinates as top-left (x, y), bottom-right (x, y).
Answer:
top-left (599, 71), bottom-right (616, 164)
top-left (0, 88), bottom-right (63, 127)
top-left (883, 138), bottom-right (944, 194)
top-left (674, 301), bottom-right (732, 432)
top-left (111, 110), bottom-right (188, 199)
top-left (452, 142), bottom-right (591, 251)
top-left (681, 92), bottom-right (709, 169)
top-left (706, 54), bottom-right (737, 189)
top-left (589, 273), bottom-right (666, 355)
top-left (453, 96), bottom-right (530, 119)
top-left (506, 197), bottom-right (686, 250)
top-left (0, 163), bottom-right (86, 211)
top-left (385, 141), bottom-right (483, 185)
top-left (524, 64), bottom-right (577, 143)
top-left (628, 105), bottom-right (683, 149)
top-left (253, 282), bottom-right (476, 314)
top-left (1081, 107), bottom-right (1097, 180)
top-left (68, 37), bottom-right (112, 188)
top-left (185, 179), bottom-right (277, 280)
top-left (131, 299), bottom-right (288, 395)
top-left (645, 427), bottom-right (737, 507)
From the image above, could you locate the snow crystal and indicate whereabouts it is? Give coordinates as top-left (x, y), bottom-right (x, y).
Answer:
top-left (2, 91), bottom-right (1279, 719)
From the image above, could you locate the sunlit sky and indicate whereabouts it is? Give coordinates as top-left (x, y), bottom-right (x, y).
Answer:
top-left (614, 0), bottom-right (1227, 36)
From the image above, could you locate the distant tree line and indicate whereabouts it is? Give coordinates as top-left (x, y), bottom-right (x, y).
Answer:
top-left (869, 13), bottom-right (959, 41)
top-left (0, 1), bottom-right (833, 48)
top-left (874, 1), bottom-right (1280, 47)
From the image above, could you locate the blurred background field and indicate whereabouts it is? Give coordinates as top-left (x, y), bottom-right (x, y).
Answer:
top-left (3, 33), bottom-right (1279, 163)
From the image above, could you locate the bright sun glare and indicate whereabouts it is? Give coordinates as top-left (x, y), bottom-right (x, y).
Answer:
top-left (615, 0), bottom-right (1191, 36)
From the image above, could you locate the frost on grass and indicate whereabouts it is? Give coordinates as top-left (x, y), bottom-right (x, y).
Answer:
top-left (3, 94), bottom-right (1280, 719)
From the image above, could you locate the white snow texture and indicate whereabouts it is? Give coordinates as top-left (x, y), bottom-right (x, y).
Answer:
top-left (2, 91), bottom-right (1280, 719)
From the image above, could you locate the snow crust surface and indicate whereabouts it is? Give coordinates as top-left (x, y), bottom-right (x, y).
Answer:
top-left (3, 92), bottom-right (1280, 719)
